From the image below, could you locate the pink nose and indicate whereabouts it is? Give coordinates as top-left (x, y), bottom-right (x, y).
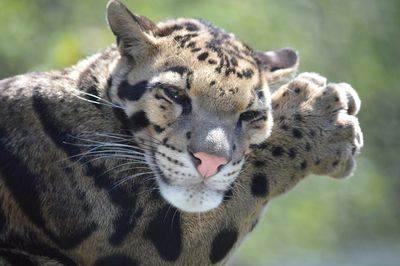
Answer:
top-left (193, 152), bottom-right (228, 178)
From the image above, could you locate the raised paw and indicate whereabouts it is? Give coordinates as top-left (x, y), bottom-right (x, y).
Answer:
top-left (269, 72), bottom-right (363, 179)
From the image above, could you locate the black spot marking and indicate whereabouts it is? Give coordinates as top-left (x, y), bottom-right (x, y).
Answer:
top-left (251, 142), bottom-right (268, 150)
top-left (228, 87), bottom-right (239, 94)
top-left (130, 111), bottom-right (150, 131)
top-left (112, 107), bottom-right (132, 135)
top-left (186, 70), bottom-right (193, 90)
top-left (251, 174), bottom-right (269, 197)
top-left (280, 124), bottom-right (289, 131)
top-left (32, 89), bottom-right (83, 159)
top-left (294, 87), bottom-right (301, 93)
top-left (288, 148), bottom-right (297, 159)
top-left (167, 66), bottom-right (188, 75)
top-left (294, 113), bottom-right (303, 122)
top-left (191, 47), bottom-right (201, 53)
top-left (271, 146), bottom-right (284, 157)
top-left (185, 22), bottom-right (199, 31)
top-left (61, 222), bottom-right (97, 249)
top-left (348, 104), bottom-right (354, 114)
top-left (332, 160), bottom-right (339, 167)
top-left (156, 25), bottom-right (183, 37)
top-left (239, 110), bottom-right (261, 122)
top-left (292, 128), bottom-right (303, 139)
top-left (159, 152), bottom-right (184, 167)
top-left (101, 177), bottom-right (142, 245)
top-left (154, 93), bottom-right (166, 101)
top-left (186, 131), bottom-right (191, 140)
top-left (232, 160), bottom-right (241, 166)
top-left (94, 254), bottom-right (138, 266)
top-left (208, 59), bottom-right (217, 64)
top-left (257, 90), bottom-right (265, 100)
top-left (315, 159), bottom-right (321, 165)
top-left (117, 80), bottom-right (148, 101)
top-left (210, 80), bottom-right (216, 86)
top-left (175, 33), bottom-right (199, 48)
top-left (144, 206), bottom-right (182, 262)
top-left (253, 160), bottom-right (265, 167)
top-left (223, 186), bottom-right (234, 201)
top-left (210, 228), bottom-right (238, 264)
top-left (305, 142), bottom-right (311, 151)
top-left (106, 76), bottom-right (113, 86)
top-left (85, 166), bottom-right (142, 246)
top-left (179, 97), bottom-right (192, 115)
top-left (230, 57), bottom-right (238, 66)
top-left (109, 206), bottom-right (143, 246)
top-left (153, 125), bottom-right (165, 133)
top-left (186, 41), bottom-right (196, 48)
top-left (300, 161), bottom-right (307, 170)
top-left (240, 68), bottom-right (254, 79)
top-left (197, 52), bottom-right (209, 61)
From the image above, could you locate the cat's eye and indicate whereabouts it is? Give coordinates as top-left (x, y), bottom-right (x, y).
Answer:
top-left (159, 85), bottom-right (192, 115)
top-left (239, 111), bottom-right (263, 122)
top-left (163, 87), bottom-right (180, 101)
top-left (162, 86), bottom-right (186, 104)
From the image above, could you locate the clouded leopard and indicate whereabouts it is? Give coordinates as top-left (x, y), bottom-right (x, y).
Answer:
top-left (0, 0), bottom-right (363, 265)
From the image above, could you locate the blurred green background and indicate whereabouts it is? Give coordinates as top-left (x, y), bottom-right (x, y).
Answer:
top-left (1, 0), bottom-right (399, 265)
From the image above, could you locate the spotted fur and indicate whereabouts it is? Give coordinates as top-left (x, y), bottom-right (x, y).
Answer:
top-left (0, 1), bottom-right (363, 265)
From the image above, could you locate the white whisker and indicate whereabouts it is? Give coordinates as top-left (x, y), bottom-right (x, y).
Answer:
top-left (108, 171), bottom-right (157, 191)
top-left (72, 91), bottom-right (124, 109)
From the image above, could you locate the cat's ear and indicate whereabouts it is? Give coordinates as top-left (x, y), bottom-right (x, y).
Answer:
top-left (107, 0), bottom-right (158, 59)
top-left (253, 48), bottom-right (299, 84)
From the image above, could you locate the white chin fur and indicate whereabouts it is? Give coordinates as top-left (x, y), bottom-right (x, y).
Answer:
top-left (157, 178), bottom-right (223, 213)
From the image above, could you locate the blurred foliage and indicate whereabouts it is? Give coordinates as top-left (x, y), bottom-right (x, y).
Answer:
top-left (1, 0), bottom-right (399, 265)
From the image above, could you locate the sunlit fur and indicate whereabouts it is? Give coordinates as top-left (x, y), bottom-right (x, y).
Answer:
top-left (103, 8), bottom-right (300, 212)
top-left (0, 1), bottom-right (363, 264)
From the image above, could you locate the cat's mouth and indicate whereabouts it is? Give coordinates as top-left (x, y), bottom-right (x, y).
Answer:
top-left (146, 150), bottom-right (241, 213)
top-left (156, 177), bottom-right (224, 213)
top-left (152, 160), bottom-right (224, 212)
